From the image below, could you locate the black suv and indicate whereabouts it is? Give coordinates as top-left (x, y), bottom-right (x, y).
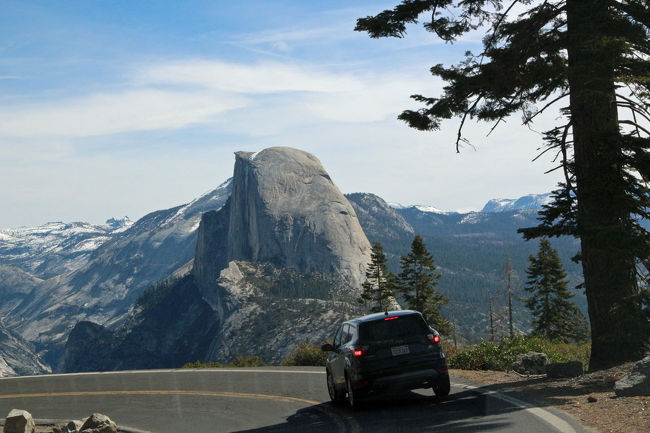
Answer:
top-left (322, 310), bottom-right (450, 408)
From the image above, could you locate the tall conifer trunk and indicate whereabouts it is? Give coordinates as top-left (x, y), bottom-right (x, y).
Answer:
top-left (566, 0), bottom-right (646, 369)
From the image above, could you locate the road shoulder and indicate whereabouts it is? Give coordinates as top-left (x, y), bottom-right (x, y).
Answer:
top-left (450, 367), bottom-right (648, 433)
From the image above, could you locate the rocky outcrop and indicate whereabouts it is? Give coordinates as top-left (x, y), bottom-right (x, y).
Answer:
top-left (513, 352), bottom-right (548, 375)
top-left (56, 322), bottom-right (118, 373)
top-left (196, 148), bottom-right (371, 289)
top-left (614, 355), bottom-right (650, 396)
top-left (203, 261), bottom-right (361, 364)
top-left (79, 413), bottom-right (117, 433)
top-left (4, 409), bottom-right (35, 433)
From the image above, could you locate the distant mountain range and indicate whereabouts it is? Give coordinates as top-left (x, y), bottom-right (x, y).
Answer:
top-left (0, 218), bottom-right (132, 278)
top-left (0, 151), bottom-right (575, 376)
top-left (1, 192), bottom-right (553, 276)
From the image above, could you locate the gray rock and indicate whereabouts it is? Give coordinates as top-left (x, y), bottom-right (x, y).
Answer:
top-left (80, 413), bottom-right (117, 433)
top-left (614, 355), bottom-right (650, 397)
top-left (4, 409), bottom-right (35, 433)
top-left (62, 419), bottom-right (84, 433)
top-left (222, 147), bottom-right (372, 289)
top-left (546, 361), bottom-right (584, 378)
top-left (513, 351), bottom-right (548, 374)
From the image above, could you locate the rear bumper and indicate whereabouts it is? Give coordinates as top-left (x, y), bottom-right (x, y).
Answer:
top-left (353, 366), bottom-right (448, 394)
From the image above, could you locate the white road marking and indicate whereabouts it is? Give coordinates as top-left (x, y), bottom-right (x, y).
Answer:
top-left (459, 383), bottom-right (579, 433)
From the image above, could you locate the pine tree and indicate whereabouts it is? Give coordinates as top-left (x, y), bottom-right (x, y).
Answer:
top-left (524, 238), bottom-right (589, 342)
top-left (503, 256), bottom-right (517, 338)
top-left (356, 1), bottom-right (650, 368)
top-left (397, 235), bottom-right (451, 334)
top-left (359, 242), bottom-right (397, 313)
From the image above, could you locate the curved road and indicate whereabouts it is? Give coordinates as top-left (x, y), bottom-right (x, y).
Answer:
top-left (0, 367), bottom-right (591, 433)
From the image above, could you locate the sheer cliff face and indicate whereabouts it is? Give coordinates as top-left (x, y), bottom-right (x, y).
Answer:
top-left (198, 147), bottom-right (371, 289)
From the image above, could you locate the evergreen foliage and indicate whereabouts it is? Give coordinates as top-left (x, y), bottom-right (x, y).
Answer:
top-left (356, 0), bottom-right (650, 368)
top-left (397, 235), bottom-right (451, 334)
top-left (502, 255), bottom-right (517, 338)
top-left (524, 238), bottom-right (589, 342)
top-left (359, 242), bottom-right (397, 312)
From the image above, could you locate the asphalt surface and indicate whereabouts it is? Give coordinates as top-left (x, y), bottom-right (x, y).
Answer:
top-left (0, 367), bottom-right (593, 433)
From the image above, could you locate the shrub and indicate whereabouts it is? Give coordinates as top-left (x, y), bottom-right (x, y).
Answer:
top-left (182, 355), bottom-right (266, 369)
top-left (441, 340), bottom-right (460, 359)
top-left (281, 342), bottom-right (328, 366)
top-left (232, 356), bottom-right (266, 367)
top-left (448, 335), bottom-right (591, 371)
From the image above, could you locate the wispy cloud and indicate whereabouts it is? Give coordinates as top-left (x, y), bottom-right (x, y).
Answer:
top-left (135, 60), bottom-right (363, 93)
top-left (0, 57), bottom-right (439, 139)
top-left (0, 89), bottom-right (249, 137)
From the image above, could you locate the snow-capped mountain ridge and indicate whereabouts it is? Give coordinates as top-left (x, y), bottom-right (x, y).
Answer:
top-left (481, 193), bottom-right (553, 213)
top-left (0, 219), bottom-right (132, 278)
top-left (388, 192), bottom-right (552, 215)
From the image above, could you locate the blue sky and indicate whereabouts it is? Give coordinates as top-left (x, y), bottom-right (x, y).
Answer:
top-left (0, 0), bottom-right (563, 228)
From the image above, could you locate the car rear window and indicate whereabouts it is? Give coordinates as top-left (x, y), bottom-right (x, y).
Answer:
top-left (358, 315), bottom-right (429, 342)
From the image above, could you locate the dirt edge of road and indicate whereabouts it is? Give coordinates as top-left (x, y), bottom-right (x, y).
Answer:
top-left (450, 364), bottom-right (648, 433)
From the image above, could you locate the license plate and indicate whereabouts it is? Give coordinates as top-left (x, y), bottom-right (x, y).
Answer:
top-left (391, 345), bottom-right (410, 356)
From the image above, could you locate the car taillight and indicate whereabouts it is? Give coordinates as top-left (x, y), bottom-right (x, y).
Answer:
top-left (428, 333), bottom-right (441, 344)
top-left (384, 316), bottom-right (399, 321)
top-left (353, 349), bottom-right (363, 357)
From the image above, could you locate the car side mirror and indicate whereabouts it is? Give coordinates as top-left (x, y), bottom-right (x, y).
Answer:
top-left (321, 343), bottom-right (334, 352)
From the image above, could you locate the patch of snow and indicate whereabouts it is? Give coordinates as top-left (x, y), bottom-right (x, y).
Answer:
top-left (459, 213), bottom-right (482, 224)
top-left (387, 202), bottom-right (408, 209)
top-left (415, 205), bottom-right (449, 214)
top-left (71, 236), bottom-right (112, 253)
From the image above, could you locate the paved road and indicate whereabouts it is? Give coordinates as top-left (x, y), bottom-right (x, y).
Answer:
top-left (0, 367), bottom-right (591, 433)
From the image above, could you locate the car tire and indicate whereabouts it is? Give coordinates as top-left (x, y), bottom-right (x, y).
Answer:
top-left (433, 373), bottom-right (451, 397)
top-left (327, 369), bottom-right (345, 404)
top-left (346, 374), bottom-right (361, 410)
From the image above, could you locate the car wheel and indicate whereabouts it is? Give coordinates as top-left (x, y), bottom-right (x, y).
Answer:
top-left (327, 370), bottom-right (345, 404)
top-left (433, 374), bottom-right (450, 397)
top-left (346, 375), bottom-right (361, 409)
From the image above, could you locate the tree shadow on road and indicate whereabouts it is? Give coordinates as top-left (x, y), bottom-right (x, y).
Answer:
top-left (232, 389), bottom-right (526, 433)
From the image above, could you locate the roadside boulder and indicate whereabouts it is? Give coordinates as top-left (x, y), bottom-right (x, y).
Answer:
top-left (513, 352), bottom-right (548, 374)
top-left (79, 413), bottom-right (117, 433)
top-left (546, 361), bottom-right (584, 378)
top-left (55, 419), bottom-right (84, 433)
top-left (614, 355), bottom-right (650, 397)
top-left (4, 409), bottom-right (35, 433)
